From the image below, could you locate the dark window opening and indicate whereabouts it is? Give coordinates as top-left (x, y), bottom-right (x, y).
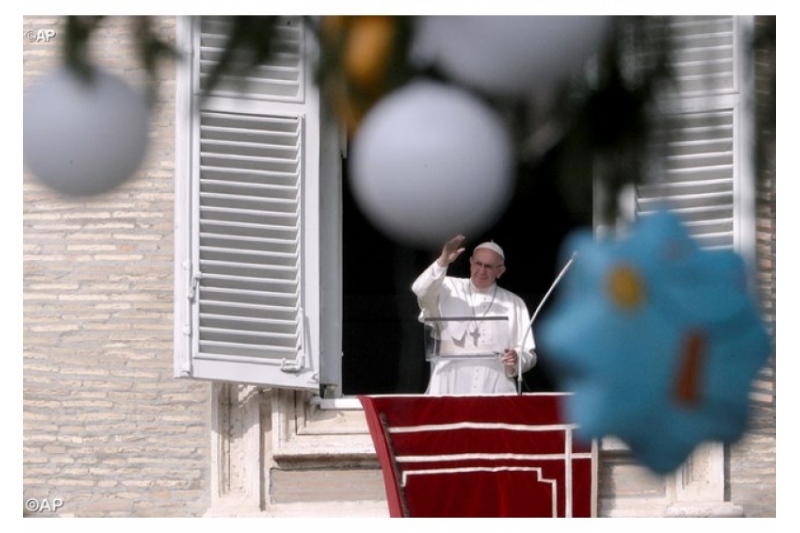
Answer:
top-left (341, 158), bottom-right (587, 395)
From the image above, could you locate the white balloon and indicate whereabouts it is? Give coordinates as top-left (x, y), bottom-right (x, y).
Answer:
top-left (23, 66), bottom-right (150, 196)
top-left (411, 16), bottom-right (613, 98)
top-left (349, 80), bottom-right (514, 248)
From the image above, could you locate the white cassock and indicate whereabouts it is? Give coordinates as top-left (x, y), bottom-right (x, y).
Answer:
top-left (412, 261), bottom-right (537, 395)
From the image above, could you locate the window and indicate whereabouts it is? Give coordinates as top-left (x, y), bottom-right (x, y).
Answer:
top-left (175, 15), bottom-right (763, 400)
top-left (173, 16), bottom-right (579, 397)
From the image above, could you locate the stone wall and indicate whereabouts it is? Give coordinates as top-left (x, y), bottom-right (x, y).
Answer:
top-left (726, 15), bottom-right (776, 518)
top-left (23, 16), bottom-right (212, 518)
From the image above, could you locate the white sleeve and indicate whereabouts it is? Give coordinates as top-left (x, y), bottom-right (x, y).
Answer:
top-left (411, 261), bottom-right (447, 321)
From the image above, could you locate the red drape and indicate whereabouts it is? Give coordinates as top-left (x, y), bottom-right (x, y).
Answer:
top-left (358, 393), bottom-right (596, 518)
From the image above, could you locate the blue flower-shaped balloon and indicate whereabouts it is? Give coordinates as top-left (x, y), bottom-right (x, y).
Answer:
top-left (538, 210), bottom-right (772, 474)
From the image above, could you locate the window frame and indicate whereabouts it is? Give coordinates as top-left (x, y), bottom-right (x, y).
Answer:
top-left (175, 14), bottom-right (758, 401)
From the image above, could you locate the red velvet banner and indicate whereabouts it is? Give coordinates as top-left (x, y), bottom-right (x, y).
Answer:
top-left (359, 393), bottom-right (596, 518)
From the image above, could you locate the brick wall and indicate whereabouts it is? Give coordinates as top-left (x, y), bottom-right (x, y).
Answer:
top-left (23, 16), bottom-right (211, 518)
top-left (727, 15), bottom-right (776, 518)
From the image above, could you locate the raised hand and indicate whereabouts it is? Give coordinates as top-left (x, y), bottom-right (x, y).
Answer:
top-left (437, 235), bottom-right (466, 267)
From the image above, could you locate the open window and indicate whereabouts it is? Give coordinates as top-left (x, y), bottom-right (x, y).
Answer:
top-left (174, 15), bottom-right (764, 401)
top-left (174, 16), bottom-right (580, 397)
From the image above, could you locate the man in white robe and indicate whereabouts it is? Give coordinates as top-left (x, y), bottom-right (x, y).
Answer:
top-left (412, 235), bottom-right (537, 395)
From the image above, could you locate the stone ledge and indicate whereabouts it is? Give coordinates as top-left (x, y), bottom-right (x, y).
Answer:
top-left (665, 502), bottom-right (745, 518)
top-left (204, 499), bottom-right (390, 518)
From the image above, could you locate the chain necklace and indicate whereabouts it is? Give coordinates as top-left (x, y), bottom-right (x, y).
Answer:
top-left (468, 282), bottom-right (498, 344)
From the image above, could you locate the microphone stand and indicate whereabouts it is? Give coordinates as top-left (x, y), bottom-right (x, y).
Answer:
top-left (517, 252), bottom-right (577, 394)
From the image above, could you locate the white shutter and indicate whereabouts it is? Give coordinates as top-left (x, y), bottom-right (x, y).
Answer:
top-left (667, 16), bottom-right (736, 96)
top-left (176, 16), bottom-right (332, 390)
top-left (636, 109), bottom-right (735, 249)
top-left (198, 16), bottom-right (305, 102)
top-left (631, 16), bottom-right (774, 402)
top-left (634, 16), bottom-right (745, 253)
top-left (195, 111), bottom-right (304, 362)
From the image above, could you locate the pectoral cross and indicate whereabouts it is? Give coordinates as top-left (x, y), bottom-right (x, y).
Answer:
top-left (469, 324), bottom-right (481, 345)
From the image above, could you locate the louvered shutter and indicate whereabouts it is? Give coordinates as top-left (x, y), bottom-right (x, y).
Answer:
top-left (176, 16), bottom-right (333, 390)
top-left (198, 16), bottom-right (305, 102)
top-left (635, 16), bottom-right (742, 250)
top-left (637, 108), bottom-right (736, 249)
top-left (632, 16), bottom-right (774, 402)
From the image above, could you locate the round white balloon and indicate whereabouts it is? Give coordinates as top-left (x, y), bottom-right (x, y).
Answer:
top-left (411, 16), bottom-right (613, 98)
top-left (23, 66), bottom-right (150, 196)
top-left (349, 80), bottom-right (514, 248)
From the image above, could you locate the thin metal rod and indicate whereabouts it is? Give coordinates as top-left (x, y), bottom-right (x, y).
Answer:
top-left (517, 252), bottom-right (577, 394)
